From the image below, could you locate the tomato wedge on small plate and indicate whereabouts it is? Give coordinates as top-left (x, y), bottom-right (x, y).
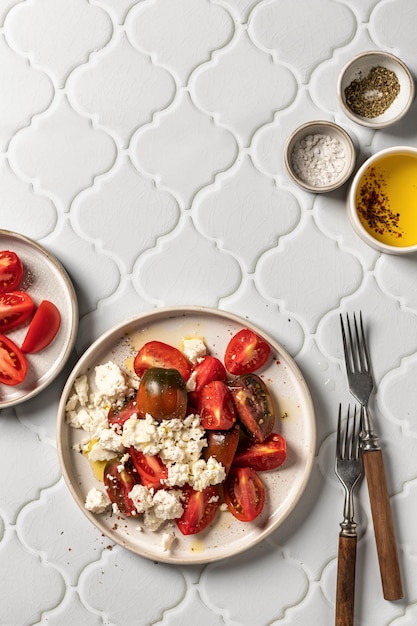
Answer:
top-left (0, 250), bottom-right (23, 292)
top-left (0, 229), bottom-right (78, 409)
top-left (0, 291), bottom-right (34, 332)
top-left (21, 300), bottom-right (61, 353)
top-left (57, 306), bottom-right (315, 565)
top-left (0, 334), bottom-right (28, 385)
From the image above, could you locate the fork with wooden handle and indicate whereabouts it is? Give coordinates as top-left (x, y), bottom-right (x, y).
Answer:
top-left (335, 405), bottom-right (362, 626)
top-left (340, 312), bottom-right (403, 601)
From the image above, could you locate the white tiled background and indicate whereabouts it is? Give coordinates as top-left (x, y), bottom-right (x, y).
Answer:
top-left (1, 1), bottom-right (417, 624)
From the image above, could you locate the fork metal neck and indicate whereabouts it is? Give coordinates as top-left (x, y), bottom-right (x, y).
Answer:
top-left (339, 518), bottom-right (357, 538)
top-left (361, 405), bottom-right (381, 452)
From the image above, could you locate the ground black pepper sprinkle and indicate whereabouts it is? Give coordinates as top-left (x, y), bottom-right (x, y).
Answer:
top-left (357, 167), bottom-right (403, 238)
top-left (344, 66), bottom-right (400, 118)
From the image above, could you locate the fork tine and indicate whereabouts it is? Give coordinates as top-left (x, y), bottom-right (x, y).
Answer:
top-left (343, 405), bottom-right (351, 460)
top-left (351, 406), bottom-right (360, 460)
top-left (340, 313), bottom-right (353, 374)
top-left (356, 311), bottom-right (371, 374)
top-left (336, 404), bottom-right (342, 459)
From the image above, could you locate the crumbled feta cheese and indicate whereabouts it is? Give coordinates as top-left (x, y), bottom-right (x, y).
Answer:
top-left (165, 456), bottom-right (225, 490)
top-left (67, 358), bottom-right (228, 532)
top-left (185, 370), bottom-right (197, 392)
top-left (122, 413), bottom-right (208, 466)
top-left (182, 338), bottom-right (207, 364)
top-left (97, 428), bottom-right (125, 453)
top-left (66, 406), bottom-right (109, 439)
top-left (88, 444), bottom-right (117, 463)
top-left (85, 488), bottom-right (111, 513)
top-left (161, 530), bottom-right (176, 551)
top-left (129, 485), bottom-right (155, 514)
top-left (190, 457), bottom-right (226, 491)
top-left (121, 414), bottom-right (160, 456)
top-left (74, 375), bottom-right (89, 406)
top-left (129, 485), bottom-right (183, 531)
top-left (94, 361), bottom-right (129, 403)
top-left (152, 489), bottom-right (184, 521)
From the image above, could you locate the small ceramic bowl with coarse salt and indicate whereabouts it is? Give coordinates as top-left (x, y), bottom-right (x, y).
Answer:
top-left (284, 120), bottom-right (356, 193)
top-left (337, 51), bottom-right (415, 129)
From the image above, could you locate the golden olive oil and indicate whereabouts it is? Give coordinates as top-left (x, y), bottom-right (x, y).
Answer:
top-left (83, 439), bottom-right (114, 481)
top-left (355, 153), bottom-right (417, 247)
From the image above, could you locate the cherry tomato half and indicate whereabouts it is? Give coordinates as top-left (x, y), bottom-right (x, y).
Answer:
top-left (223, 466), bottom-right (265, 522)
top-left (224, 328), bottom-right (270, 375)
top-left (0, 333), bottom-right (28, 385)
top-left (103, 458), bottom-right (140, 517)
top-left (192, 355), bottom-right (226, 392)
top-left (198, 380), bottom-right (236, 430)
top-left (136, 367), bottom-right (187, 421)
top-left (0, 291), bottom-right (34, 332)
top-left (21, 300), bottom-right (61, 353)
top-left (108, 397), bottom-right (138, 429)
top-left (228, 373), bottom-right (275, 442)
top-left (233, 432), bottom-right (286, 471)
top-left (134, 340), bottom-right (191, 381)
top-left (175, 485), bottom-right (219, 535)
top-left (203, 424), bottom-right (240, 475)
top-left (129, 447), bottom-right (168, 490)
top-left (187, 355), bottom-right (227, 408)
top-left (0, 250), bottom-right (23, 292)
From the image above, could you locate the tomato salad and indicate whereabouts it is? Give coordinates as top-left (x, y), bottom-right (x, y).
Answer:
top-left (0, 249), bottom-right (61, 386)
top-left (67, 328), bottom-right (287, 538)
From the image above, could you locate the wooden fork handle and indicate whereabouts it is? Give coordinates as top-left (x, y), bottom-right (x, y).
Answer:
top-left (363, 449), bottom-right (403, 600)
top-left (336, 535), bottom-right (357, 626)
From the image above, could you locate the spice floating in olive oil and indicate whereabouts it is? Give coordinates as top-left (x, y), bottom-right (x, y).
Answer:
top-left (355, 153), bottom-right (417, 247)
top-left (345, 66), bottom-right (400, 118)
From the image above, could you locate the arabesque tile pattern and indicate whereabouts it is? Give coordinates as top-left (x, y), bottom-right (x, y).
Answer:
top-left (1, 1), bottom-right (417, 624)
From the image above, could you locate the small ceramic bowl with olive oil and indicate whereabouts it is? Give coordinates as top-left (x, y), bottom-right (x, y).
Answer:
top-left (347, 146), bottom-right (417, 254)
top-left (338, 51), bottom-right (415, 128)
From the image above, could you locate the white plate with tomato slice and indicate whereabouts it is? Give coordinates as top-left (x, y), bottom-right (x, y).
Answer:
top-left (57, 307), bottom-right (315, 564)
top-left (0, 229), bottom-right (78, 408)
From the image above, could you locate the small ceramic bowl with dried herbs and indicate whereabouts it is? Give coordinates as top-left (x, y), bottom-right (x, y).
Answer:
top-left (347, 146), bottom-right (417, 254)
top-left (337, 51), bottom-right (415, 129)
top-left (284, 120), bottom-right (356, 193)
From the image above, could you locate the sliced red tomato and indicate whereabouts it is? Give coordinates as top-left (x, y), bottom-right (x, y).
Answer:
top-left (0, 333), bottom-right (28, 385)
top-left (108, 397), bottom-right (138, 428)
top-left (198, 380), bottom-right (236, 430)
top-left (0, 250), bottom-right (23, 292)
top-left (21, 299), bottom-right (61, 353)
top-left (224, 328), bottom-right (270, 375)
top-left (175, 485), bottom-right (219, 535)
top-left (223, 466), bottom-right (265, 522)
top-left (233, 433), bottom-right (286, 471)
top-left (129, 447), bottom-right (168, 490)
top-left (187, 355), bottom-right (227, 408)
top-left (192, 356), bottom-right (227, 392)
top-left (203, 424), bottom-right (240, 475)
top-left (228, 374), bottom-right (275, 442)
top-left (136, 367), bottom-right (187, 421)
top-left (0, 291), bottom-right (34, 332)
top-left (134, 340), bottom-right (191, 381)
top-left (103, 458), bottom-right (140, 516)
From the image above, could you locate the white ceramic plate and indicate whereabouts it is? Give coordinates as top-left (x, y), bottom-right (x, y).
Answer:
top-left (57, 307), bottom-right (316, 564)
top-left (0, 229), bottom-right (78, 408)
